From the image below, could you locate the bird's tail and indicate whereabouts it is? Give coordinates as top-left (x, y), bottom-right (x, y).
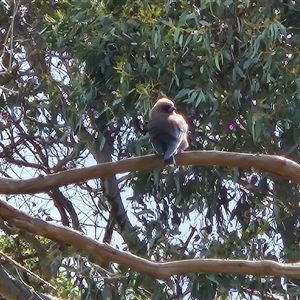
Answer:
top-left (164, 155), bottom-right (176, 165)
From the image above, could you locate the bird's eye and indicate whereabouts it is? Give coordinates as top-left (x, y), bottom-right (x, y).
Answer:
top-left (163, 105), bottom-right (177, 113)
top-left (162, 105), bottom-right (171, 112)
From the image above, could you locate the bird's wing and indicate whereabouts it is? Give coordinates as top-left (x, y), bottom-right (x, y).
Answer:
top-left (163, 115), bottom-right (187, 160)
top-left (163, 138), bottom-right (182, 160)
top-left (148, 116), bottom-right (169, 155)
top-left (148, 113), bottom-right (188, 159)
top-left (150, 137), bottom-right (164, 155)
top-left (167, 114), bottom-right (188, 141)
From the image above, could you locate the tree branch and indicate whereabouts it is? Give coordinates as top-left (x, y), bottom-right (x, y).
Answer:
top-left (0, 199), bottom-right (299, 280)
top-left (78, 126), bottom-right (146, 253)
top-left (0, 262), bottom-right (58, 300)
top-left (0, 151), bottom-right (298, 194)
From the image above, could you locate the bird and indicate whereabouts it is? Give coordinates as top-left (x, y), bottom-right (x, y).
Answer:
top-left (148, 97), bottom-right (188, 165)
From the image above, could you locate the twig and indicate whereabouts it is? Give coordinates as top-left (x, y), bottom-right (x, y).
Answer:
top-left (0, 250), bottom-right (56, 291)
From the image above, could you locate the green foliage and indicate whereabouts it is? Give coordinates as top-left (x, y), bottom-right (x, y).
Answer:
top-left (1, 0), bottom-right (300, 299)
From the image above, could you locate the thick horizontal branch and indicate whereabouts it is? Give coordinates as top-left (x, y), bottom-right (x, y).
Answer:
top-left (0, 200), bottom-right (299, 280)
top-left (0, 151), bottom-right (299, 194)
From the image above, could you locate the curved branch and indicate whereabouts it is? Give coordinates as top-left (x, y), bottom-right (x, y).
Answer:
top-left (0, 199), bottom-right (299, 280)
top-left (0, 151), bottom-right (298, 195)
top-left (50, 188), bottom-right (81, 230)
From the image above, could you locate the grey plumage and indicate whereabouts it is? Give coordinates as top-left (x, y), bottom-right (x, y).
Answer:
top-left (148, 97), bottom-right (188, 165)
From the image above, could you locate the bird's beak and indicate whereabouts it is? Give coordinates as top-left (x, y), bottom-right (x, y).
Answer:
top-left (168, 105), bottom-right (177, 113)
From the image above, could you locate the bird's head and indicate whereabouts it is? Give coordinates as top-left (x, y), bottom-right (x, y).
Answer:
top-left (150, 97), bottom-right (177, 118)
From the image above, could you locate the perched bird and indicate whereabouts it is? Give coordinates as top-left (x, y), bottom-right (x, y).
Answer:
top-left (148, 97), bottom-right (188, 165)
